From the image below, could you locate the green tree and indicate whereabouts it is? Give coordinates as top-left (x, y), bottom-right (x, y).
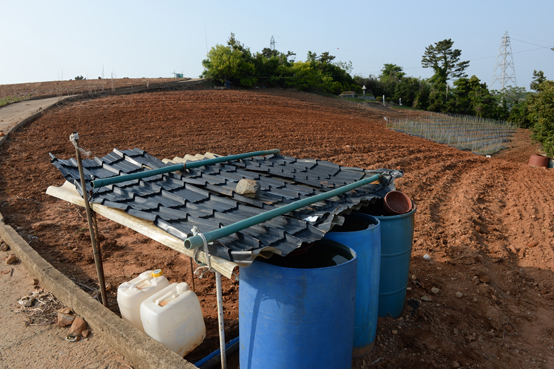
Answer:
top-left (451, 76), bottom-right (495, 117)
top-left (530, 70), bottom-right (547, 92)
top-left (491, 86), bottom-right (531, 126)
top-left (201, 45), bottom-right (245, 83)
top-left (201, 33), bottom-right (257, 87)
top-left (413, 80), bottom-right (431, 110)
top-left (379, 64), bottom-right (405, 83)
top-left (394, 77), bottom-right (423, 106)
top-left (528, 79), bottom-right (554, 156)
top-left (422, 39), bottom-right (469, 85)
top-left (318, 52), bottom-right (336, 63)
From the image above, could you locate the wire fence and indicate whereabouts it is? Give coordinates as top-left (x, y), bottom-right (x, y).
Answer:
top-left (385, 113), bottom-right (517, 156)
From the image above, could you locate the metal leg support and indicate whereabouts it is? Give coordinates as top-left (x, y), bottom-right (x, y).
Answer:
top-left (215, 271), bottom-right (227, 369)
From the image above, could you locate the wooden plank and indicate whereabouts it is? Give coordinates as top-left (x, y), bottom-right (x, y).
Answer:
top-left (46, 182), bottom-right (237, 279)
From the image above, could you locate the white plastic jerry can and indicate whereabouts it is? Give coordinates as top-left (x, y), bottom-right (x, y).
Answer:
top-left (140, 282), bottom-right (206, 357)
top-left (117, 269), bottom-right (170, 332)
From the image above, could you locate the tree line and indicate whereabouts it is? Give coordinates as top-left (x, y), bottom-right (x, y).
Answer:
top-left (202, 34), bottom-right (554, 156)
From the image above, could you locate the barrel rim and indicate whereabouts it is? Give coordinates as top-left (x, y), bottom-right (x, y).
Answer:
top-left (252, 240), bottom-right (358, 271)
top-left (371, 203), bottom-right (417, 220)
top-left (327, 212), bottom-right (380, 234)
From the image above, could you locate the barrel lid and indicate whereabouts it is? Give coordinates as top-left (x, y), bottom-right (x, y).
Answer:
top-left (151, 269), bottom-right (163, 278)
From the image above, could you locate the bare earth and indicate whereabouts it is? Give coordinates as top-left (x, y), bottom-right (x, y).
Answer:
top-left (0, 78), bottom-right (186, 100)
top-left (0, 249), bottom-right (130, 369)
top-left (0, 88), bottom-right (553, 368)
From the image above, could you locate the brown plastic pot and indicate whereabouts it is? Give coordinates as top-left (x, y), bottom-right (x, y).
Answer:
top-left (383, 191), bottom-right (413, 215)
top-left (529, 154), bottom-right (549, 168)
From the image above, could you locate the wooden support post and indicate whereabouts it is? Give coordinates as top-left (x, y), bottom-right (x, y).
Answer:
top-left (70, 132), bottom-right (108, 307)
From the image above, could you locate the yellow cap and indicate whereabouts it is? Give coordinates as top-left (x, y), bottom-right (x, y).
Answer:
top-left (151, 269), bottom-right (163, 278)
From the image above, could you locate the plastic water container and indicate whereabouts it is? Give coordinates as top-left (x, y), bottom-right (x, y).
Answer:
top-left (324, 213), bottom-right (381, 357)
top-left (117, 269), bottom-right (170, 332)
top-left (239, 240), bottom-right (357, 369)
top-left (140, 282), bottom-right (206, 357)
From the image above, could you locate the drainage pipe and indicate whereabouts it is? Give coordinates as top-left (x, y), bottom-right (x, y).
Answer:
top-left (91, 149), bottom-right (280, 188)
top-left (184, 173), bottom-right (381, 250)
top-left (194, 337), bottom-right (240, 369)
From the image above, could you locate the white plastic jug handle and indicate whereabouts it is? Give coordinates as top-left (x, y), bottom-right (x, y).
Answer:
top-left (155, 292), bottom-right (177, 306)
top-left (131, 279), bottom-right (151, 290)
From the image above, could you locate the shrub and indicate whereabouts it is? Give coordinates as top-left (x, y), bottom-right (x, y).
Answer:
top-left (528, 81), bottom-right (554, 156)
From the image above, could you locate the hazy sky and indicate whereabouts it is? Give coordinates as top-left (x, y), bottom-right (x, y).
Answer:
top-left (1, 0), bottom-right (552, 90)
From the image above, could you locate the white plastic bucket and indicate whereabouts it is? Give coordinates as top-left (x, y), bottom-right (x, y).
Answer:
top-left (140, 282), bottom-right (206, 357)
top-left (116, 269), bottom-right (170, 332)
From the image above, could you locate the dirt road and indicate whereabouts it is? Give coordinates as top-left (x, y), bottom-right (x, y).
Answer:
top-left (0, 97), bottom-right (67, 134)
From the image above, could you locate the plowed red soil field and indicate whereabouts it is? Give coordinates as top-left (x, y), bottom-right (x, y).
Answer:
top-left (1, 88), bottom-right (553, 368)
top-left (0, 78), bottom-right (185, 100)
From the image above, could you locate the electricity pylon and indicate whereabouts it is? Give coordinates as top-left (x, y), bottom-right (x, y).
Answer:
top-left (270, 35), bottom-right (275, 51)
top-left (491, 31), bottom-right (517, 90)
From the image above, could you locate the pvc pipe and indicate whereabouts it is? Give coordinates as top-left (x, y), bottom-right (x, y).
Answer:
top-left (91, 149), bottom-right (280, 188)
top-left (194, 337), bottom-right (239, 368)
top-left (184, 173), bottom-right (381, 250)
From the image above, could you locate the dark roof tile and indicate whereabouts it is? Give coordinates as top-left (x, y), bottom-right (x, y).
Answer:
top-left (50, 148), bottom-right (402, 263)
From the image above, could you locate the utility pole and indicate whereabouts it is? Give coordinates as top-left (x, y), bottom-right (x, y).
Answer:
top-left (491, 31), bottom-right (517, 90)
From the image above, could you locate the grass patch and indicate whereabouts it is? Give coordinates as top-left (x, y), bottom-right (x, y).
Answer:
top-left (0, 96), bottom-right (26, 107)
top-left (341, 97), bottom-right (376, 103)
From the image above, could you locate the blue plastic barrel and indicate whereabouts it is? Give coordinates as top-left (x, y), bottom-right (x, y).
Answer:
top-left (373, 205), bottom-right (416, 318)
top-left (324, 213), bottom-right (380, 357)
top-left (239, 239), bottom-right (357, 369)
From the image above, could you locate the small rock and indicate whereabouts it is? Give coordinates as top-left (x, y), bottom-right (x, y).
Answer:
top-left (5, 254), bottom-right (18, 265)
top-left (431, 287), bottom-right (440, 294)
top-left (452, 361), bottom-right (460, 368)
top-left (0, 242), bottom-right (9, 251)
top-left (411, 274), bottom-right (417, 280)
top-left (105, 283), bottom-right (112, 292)
top-left (421, 295), bottom-right (432, 302)
top-left (59, 307), bottom-right (72, 314)
top-left (456, 291), bottom-right (464, 298)
top-left (478, 274), bottom-right (491, 284)
top-left (392, 330), bottom-right (398, 335)
top-left (0, 132), bottom-right (4, 137)
top-left (423, 254), bottom-right (431, 260)
top-left (32, 278), bottom-right (39, 286)
top-left (19, 296), bottom-right (35, 307)
top-left (68, 317), bottom-right (87, 336)
top-left (235, 179), bottom-right (261, 199)
top-left (527, 241), bottom-right (538, 248)
top-left (82, 329), bottom-right (91, 338)
top-left (57, 313), bottom-right (75, 327)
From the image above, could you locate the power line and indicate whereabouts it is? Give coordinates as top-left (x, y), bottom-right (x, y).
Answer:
top-left (510, 32), bottom-right (553, 46)
top-left (511, 38), bottom-right (550, 49)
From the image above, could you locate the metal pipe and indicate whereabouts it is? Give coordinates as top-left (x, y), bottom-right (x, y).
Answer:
top-left (91, 149), bottom-right (280, 188)
top-left (215, 271), bottom-right (227, 369)
top-left (72, 133), bottom-right (108, 307)
top-left (184, 173), bottom-right (381, 250)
